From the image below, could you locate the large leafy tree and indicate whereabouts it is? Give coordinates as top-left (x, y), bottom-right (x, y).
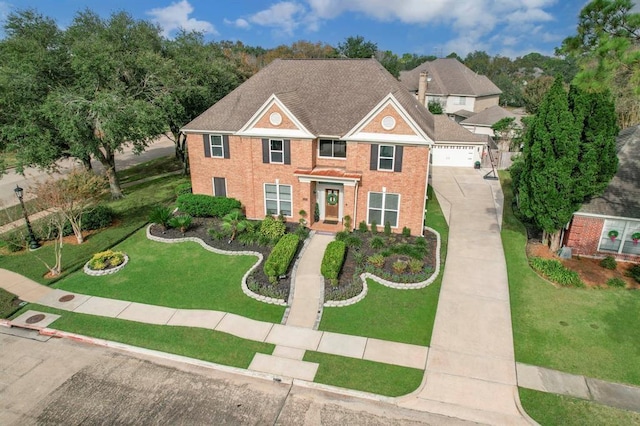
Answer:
top-left (559, 0), bottom-right (640, 127)
top-left (0, 10), bottom-right (87, 174)
top-left (517, 78), bottom-right (619, 251)
top-left (337, 35), bottom-right (377, 58)
top-left (44, 10), bottom-right (170, 198)
top-left (162, 31), bottom-right (244, 173)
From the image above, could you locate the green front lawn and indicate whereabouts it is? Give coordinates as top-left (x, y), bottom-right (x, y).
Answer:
top-left (501, 171), bottom-right (640, 386)
top-left (0, 175), bottom-right (187, 284)
top-left (55, 228), bottom-right (284, 323)
top-left (117, 156), bottom-right (182, 185)
top-left (303, 351), bottom-right (424, 397)
top-left (319, 186), bottom-right (447, 346)
top-left (519, 388), bottom-right (640, 425)
top-left (20, 305), bottom-right (274, 369)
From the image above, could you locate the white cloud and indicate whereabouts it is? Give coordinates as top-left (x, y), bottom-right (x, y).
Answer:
top-left (224, 18), bottom-right (250, 29)
top-left (0, 1), bottom-right (11, 19)
top-left (248, 2), bottom-right (306, 36)
top-left (147, 0), bottom-right (217, 38)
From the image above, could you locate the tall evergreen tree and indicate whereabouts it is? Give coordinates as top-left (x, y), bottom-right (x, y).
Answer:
top-left (568, 86), bottom-right (619, 201)
top-left (518, 77), bottom-right (581, 251)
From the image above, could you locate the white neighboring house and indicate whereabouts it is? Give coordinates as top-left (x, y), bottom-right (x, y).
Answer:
top-left (399, 58), bottom-right (502, 116)
top-left (460, 105), bottom-right (517, 137)
top-left (399, 58), bottom-right (497, 167)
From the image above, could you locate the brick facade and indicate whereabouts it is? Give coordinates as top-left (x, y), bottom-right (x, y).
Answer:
top-left (564, 215), bottom-right (640, 261)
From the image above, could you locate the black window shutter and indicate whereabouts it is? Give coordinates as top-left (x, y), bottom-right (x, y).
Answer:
top-left (223, 135), bottom-right (230, 159)
top-left (369, 144), bottom-right (379, 170)
top-left (203, 134), bottom-right (211, 157)
top-left (284, 140), bottom-right (291, 165)
top-left (262, 139), bottom-right (269, 163)
top-left (394, 146), bottom-right (403, 172)
top-left (213, 177), bottom-right (227, 197)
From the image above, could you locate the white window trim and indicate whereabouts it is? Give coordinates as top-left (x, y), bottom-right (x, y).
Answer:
top-left (269, 139), bottom-right (284, 164)
top-left (366, 191), bottom-right (400, 228)
top-left (378, 144), bottom-right (395, 171)
top-left (209, 134), bottom-right (224, 158)
top-left (318, 139), bottom-right (347, 160)
top-left (264, 182), bottom-right (293, 217)
top-left (597, 218), bottom-right (640, 255)
top-left (212, 177), bottom-right (227, 197)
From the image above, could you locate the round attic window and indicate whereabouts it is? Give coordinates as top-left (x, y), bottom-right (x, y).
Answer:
top-left (269, 112), bottom-right (283, 126)
top-left (381, 115), bottom-right (396, 130)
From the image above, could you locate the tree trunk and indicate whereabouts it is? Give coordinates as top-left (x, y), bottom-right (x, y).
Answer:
top-left (94, 146), bottom-right (123, 199)
top-left (549, 230), bottom-right (562, 253)
top-left (182, 135), bottom-right (190, 176)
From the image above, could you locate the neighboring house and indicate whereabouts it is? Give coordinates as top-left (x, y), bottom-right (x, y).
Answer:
top-left (182, 59), bottom-right (443, 234)
top-left (431, 115), bottom-right (488, 167)
top-left (399, 58), bottom-right (502, 116)
top-left (563, 125), bottom-right (640, 261)
top-left (460, 105), bottom-right (517, 137)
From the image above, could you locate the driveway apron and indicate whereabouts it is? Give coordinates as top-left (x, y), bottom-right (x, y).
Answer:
top-left (399, 167), bottom-right (532, 425)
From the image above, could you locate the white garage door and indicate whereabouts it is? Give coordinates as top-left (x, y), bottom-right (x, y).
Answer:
top-left (431, 145), bottom-right (476, 167)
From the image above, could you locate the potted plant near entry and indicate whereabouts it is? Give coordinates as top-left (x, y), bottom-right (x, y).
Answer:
top-left (632, 232), bottom-right (640, 245)
top-left (608, 230), bottom-right (619, 241)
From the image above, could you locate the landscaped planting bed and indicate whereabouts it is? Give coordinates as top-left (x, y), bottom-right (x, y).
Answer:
top-left (324, 227), bottom-right (438, 301)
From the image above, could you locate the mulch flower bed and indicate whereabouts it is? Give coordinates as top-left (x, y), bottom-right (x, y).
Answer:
top-left (148, 217), bottom-right (298, 300)
top-left (325, 230), bottom-right (439, 301)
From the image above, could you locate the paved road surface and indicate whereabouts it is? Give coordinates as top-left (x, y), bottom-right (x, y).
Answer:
top-left (0, 332), bottom-right (472, 425)
top-left (0, 136), bottom-right (175, 209)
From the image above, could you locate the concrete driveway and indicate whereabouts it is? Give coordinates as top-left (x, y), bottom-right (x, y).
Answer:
top-left (0, 332), bottom-right (471, 425)
top-left (399, 167), bottom-right (533, 425)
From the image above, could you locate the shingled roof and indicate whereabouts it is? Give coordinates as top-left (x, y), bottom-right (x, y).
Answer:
top-left (577, 125), bottom-right (640, 219)
top-left (399, 58), bottom-right (502, 97)
top-left (183, 58), bottom-right (436, 140)
top-left (433, 115), bottom-right (487, 143)
top-left (461, 105), bottom-right (516, 127)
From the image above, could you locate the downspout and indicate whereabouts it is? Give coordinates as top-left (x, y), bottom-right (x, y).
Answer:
top-left (353, 182), bottom-right (359, 232)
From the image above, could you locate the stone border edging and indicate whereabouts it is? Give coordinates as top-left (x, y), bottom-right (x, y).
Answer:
top-left (84, 254), bottom-right (129, 276)
top-left (323, 226), bottom-right (442, 307)
top-left (145, 225), bottom-right (287, 306)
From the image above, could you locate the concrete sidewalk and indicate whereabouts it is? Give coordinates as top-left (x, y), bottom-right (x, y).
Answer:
top-left (1, 279), bottom-right (428, 382)
top-left (399, 167), bottom-right (531, 425)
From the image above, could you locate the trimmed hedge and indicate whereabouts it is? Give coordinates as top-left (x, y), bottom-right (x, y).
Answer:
top-left (176, 194), bottom-right (241, 217)
top-left (321, 240), bottom-right (346, 285)
top-left (263, 233), bottom-right (299, 284)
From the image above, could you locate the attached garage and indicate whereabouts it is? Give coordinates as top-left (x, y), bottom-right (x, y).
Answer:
top-left (431, 144), bottom-right (481, 167)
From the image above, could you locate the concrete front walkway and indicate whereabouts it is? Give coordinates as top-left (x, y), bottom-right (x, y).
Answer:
top-left (399, 167), bottom-right (531, 425)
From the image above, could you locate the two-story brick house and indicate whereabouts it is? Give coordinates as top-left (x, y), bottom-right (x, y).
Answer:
top-left (183, 59), bottom-right (455, 235)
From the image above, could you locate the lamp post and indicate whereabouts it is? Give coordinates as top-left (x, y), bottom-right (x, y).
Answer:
top-left (14, 185), bottom-right (40, 250)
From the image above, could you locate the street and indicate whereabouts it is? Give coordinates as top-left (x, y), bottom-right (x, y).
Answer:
top-left (0, 135), bottom-right (176, 209)
top-left (0, 331), bottom-right (469, 425)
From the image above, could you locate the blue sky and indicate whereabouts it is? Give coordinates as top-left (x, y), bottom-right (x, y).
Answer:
top-left (1, 1), bottom-right (638, 57)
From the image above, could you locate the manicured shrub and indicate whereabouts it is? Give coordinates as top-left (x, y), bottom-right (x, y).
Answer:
top-left (176, 194), bottom-right (241, 217)
top-left (358, 221), bottom-right (368, 233)
top-left (345, 235), bottom-right (362, 249)
top-left (321, 240), bottom-right (346, 286)
top-left (353, 251), bottom-right (365, 267)
top-left (263, 233), bottom-right (299, 284)
top-left (599, 256), bottom-right (617, 270)
top-left (392, 259), bottom-right (407, 274)
top-left (294, 225), bottom-right (310, 241)
top-left (402, 227), bottom-right (411, 237)
top-left (149, 206), bottom-right (173, 230)
top-left (82, 205), bottom-right (115, 230)
top-left (298, 209), bottom-right (307, 227)
top-left (606, 277), bottom-right (626, 288)
top-left (88, 250), bottom-right (125, 271)
top-left (367, 253), bottom-right (385, 268)
top-left (260, 215), bottom-right (286, 242)
top-left (168, 215), bottom-right (192, 233)
top-left (384, 221), bottom-right (392, 236)
top-left (369, 236), bottom-right (385, 249)
top-left (529, 257), bottom-right (584, 288)
top-left (335, 231), bottom-right (349, 241)
top-left (175, 182), bottom-right (192, 196)
top-left (371, 220), bottom-right (378, 234)
top-left (408, 258), bottom-right (424, 273)
top-left (628, 264), bottom-right (640, 283)
top-left (343, 215), bottom-right (352, 231)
